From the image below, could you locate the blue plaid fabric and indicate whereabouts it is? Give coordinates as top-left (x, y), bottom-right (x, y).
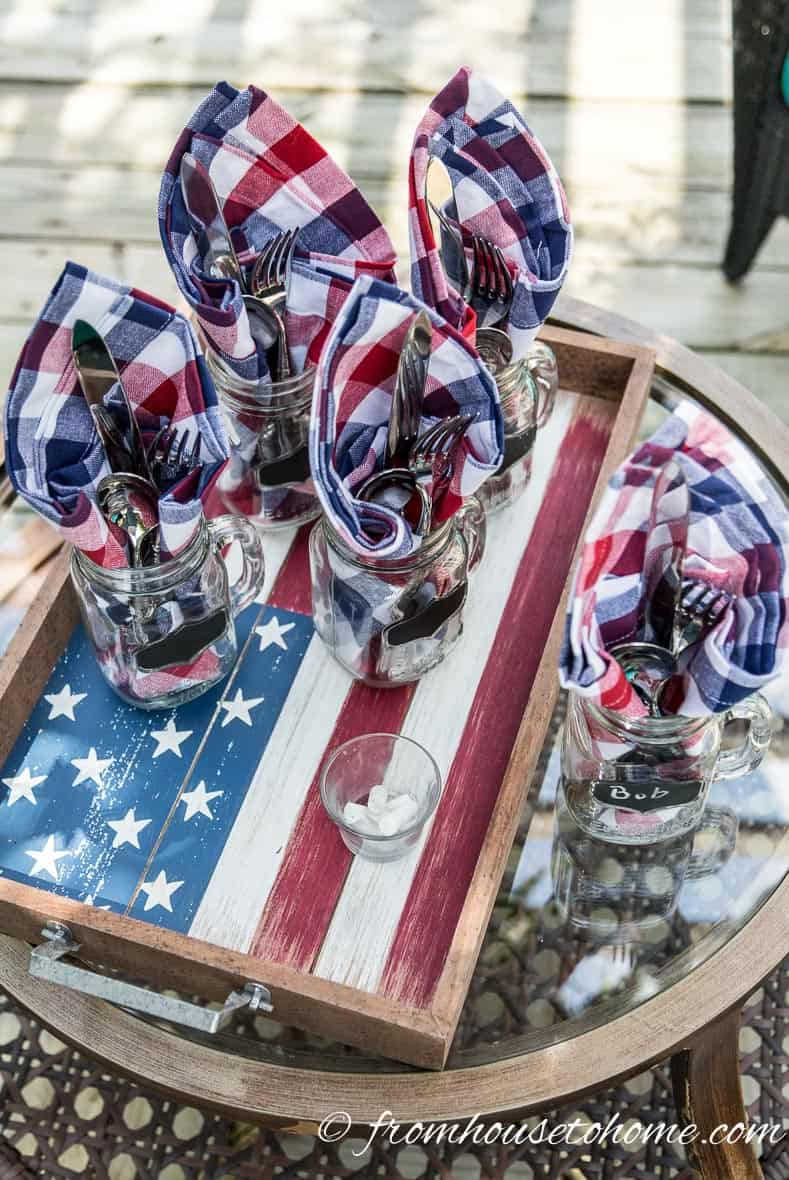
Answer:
top-left (561, 403), bottom-right (789, 716)
top-left (409, 67), bottom-right (572, 359)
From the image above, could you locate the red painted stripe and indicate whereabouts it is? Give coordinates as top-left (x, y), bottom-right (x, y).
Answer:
top-left (249, 682), bottom-right (415, 968)
top-left (267, 523), bottom-right (314, 614)
top-left (380, 399), bottom-right (616, 1006)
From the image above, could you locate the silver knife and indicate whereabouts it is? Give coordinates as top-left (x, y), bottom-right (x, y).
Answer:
top-left (180, 152), bottom-right (246, 288)
top-left (386, 310), bottom-right (432, 467)
top-left (180, 153), bottom-right (283, 370)
top-left (642, 459), bottom-right (689, 649)
top-left (72, 320), bottom-right (155, 484)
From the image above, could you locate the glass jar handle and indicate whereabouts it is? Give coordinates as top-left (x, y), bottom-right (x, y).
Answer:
top-left (713, 692), bottom-right (773, 781)
top-left (684, 805), bottom-right (738, 880)
top-left (208, 515), bottom-right (265, 617)
top-left (455, 494), bottom-right (487, 573)
top-left (528, 340), bottom-right (559, 429)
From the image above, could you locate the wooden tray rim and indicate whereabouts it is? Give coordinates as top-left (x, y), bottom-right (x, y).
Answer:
top-left (0, 324), bottom-right (655, 1068)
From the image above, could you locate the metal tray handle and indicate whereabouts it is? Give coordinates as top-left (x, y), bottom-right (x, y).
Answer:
top-left (29, 922), bottom-right (273, 1034)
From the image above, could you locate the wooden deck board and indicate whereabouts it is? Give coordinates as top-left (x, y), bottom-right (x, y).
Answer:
top-left (0, 0), bottom-right (730, 101)
top-left (0, 0), bottom-right (787, 423)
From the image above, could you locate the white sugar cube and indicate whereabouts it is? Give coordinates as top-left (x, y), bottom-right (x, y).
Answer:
top-left (367, 784), bottom-right (389, 814)
top-left (378, 812), bottom-right (402, 837)
top-left (389, 792), bottom-right (419, 819)
top-left (354, 813), bottom-right (382, 836)
top-left (378, 793), bottom-right (420, 836)
top-left (344, 801), bottom-right (367, 825)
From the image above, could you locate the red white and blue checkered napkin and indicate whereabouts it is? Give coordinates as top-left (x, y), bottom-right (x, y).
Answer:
top-left (310, 274), bottom-right (503, 560)
top-left (560, 403), bottom-right (789, 716)
top-left (158, 82), bottom-right (397, 385)
top-left (3, 263), bottom-right (228, 568)
top-left (409, 67), bottom-right (572, 359)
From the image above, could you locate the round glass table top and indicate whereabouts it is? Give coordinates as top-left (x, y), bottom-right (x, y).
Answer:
top-left (136, 381), bottom-right (789, 1076)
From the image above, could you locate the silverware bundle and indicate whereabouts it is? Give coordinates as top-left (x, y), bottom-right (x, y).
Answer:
top-left (427, 191), bottom-right (515, 373)
top-left (72, 320), bottom-right (203, 568)
top-left (357, 310), bottom-right (473, 537)
top-left (611, 460), bottom-right (734, 716)
top-left (180, 153), bottom-right (298, 385)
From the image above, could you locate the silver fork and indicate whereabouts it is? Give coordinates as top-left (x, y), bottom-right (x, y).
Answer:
top-left (428, 198), bottom-right (470, 296)
top-left (147, 426), bottom-right (203, 486)
top-left (672, 580), bottom-right (734, 654)
top-left (469, 236), bottom-right (513, 325)
top-left (249, 229), bottom-right (298, 379)
top-left (409, 413), bottom-right (473, 523)
top-left (250, 228), bottom-right (297, 310)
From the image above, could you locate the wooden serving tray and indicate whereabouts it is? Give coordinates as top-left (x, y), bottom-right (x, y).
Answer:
top-left (0, 326), bottom-right (653, 1068)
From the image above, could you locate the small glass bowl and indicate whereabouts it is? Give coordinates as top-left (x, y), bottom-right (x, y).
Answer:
top-left (320, 733), bottom-right (441, 862)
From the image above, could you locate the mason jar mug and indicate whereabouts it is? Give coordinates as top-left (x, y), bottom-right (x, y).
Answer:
top-left (70, 515), bottom-right (265, 709)
top-left (476, 341), bottom-right (558, 514)
top-left (475, 359), bottom-right (538, 513)
top-left (206, 348), bottom-right (321, 530)
top-left (559, 690), bottom-right (772, 844)
top-left (309, 498), bottom-right (486, 687)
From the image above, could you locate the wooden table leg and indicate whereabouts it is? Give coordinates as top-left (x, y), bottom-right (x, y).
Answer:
top-left (670, 1007), bottom-right (762, 1180)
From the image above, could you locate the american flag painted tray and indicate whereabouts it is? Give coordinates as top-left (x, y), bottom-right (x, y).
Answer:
top-left (0, 326), bottom-right (653, 1068)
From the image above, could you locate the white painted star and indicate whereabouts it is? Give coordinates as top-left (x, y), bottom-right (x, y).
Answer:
top-left (179, 780), bottom-right (224, 821)
top-left (44, 683), bottom-right (87, 721)
top-left (220, 687), bottom-right (264, 728)
top-left (139, 870), bottom-right (183, 913)
top-left (25, 835), bottom-right (71, 882)
top-left (254, 615), bottom-right (295, 653)
top-left (107, 808), bottom-right (152, 849)
top-left (71, 747), bottom-right (112, 788)
top-left (2, 766), bottom-right (46, 807)
top-left (150, 718), bottom-right (193, 759)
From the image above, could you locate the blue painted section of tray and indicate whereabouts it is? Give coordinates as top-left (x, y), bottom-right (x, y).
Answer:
top-left (0, 599), bottom-right (314, 924)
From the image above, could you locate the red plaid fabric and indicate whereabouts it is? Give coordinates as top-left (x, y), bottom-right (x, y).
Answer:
top-left (560, 404), bottom-right (789, 717)
top-left (4, 263), bottom-right (228, 568)
top-left (159, 82), bottom-right (397, 385)
top-left (310, 274), bottom-right (503, 560)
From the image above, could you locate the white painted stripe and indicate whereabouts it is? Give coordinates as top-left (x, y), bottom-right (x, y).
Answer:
top-left (187, 523), bottom-right (298, 948)
top-left (314, 391), bottom-right (579, 991)
top-left (189, 635), bottom-right (352, 951)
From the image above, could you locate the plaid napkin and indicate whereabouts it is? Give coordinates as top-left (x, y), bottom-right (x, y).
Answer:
top-left (4, 262), bottom-right (228, 568)
top-left (409, 67), bottom-right (572, 359)
top-left (560, 403), bottom-right (789, 716)
top-left (159, 82), bottom-right (397, 385)
top-left (310, 273), bottom-right (503, 560)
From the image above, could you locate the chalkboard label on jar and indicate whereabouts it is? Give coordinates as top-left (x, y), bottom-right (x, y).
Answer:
top-left (592, 779), bottom-right (703, 813)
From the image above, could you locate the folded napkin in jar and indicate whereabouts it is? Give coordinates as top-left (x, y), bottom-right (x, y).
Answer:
top-left (3, 262), bottom-right (228, 568)
top-left (560, 403), bottom-right (789, 716)
top-left (159, 81), bottom-right (397, 385)
top-left (409, 66), bottom-right (572, 359)
top-left (309, 273), bottom-right (503, 560)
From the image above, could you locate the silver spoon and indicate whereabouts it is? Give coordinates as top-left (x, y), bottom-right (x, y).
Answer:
top-left (136, 525), bottom-right (161, 568)
top-left (476, 327), bottom-right (513, 373)
top-left (357, 469), bottom-right (432, 536)
top-left (610, 640), bottom-right (678, 717)
top-left (97, 474), bottom-right (160, 568)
